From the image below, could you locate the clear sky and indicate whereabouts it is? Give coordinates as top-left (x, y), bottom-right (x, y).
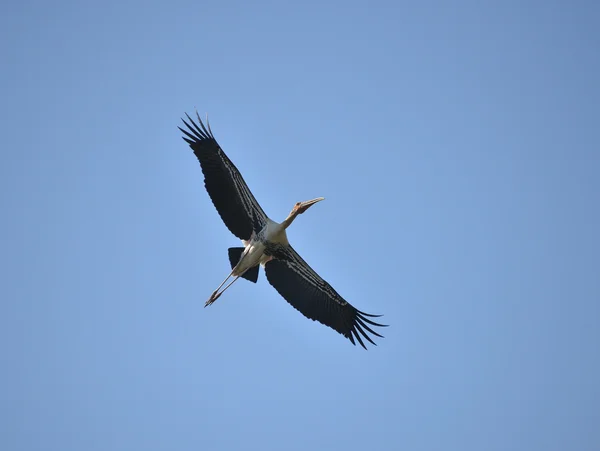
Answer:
top-left (1, 1), bottom-right (599, 450)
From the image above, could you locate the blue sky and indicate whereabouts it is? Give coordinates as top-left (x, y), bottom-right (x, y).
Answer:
top-left (1, 0), bottom-right (599, 450)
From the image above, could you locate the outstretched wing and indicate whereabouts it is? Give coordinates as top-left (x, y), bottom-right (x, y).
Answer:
top-left (264, 245), bottom-right (387, 349)
top-left (179, 112), bottom-right (268, 241)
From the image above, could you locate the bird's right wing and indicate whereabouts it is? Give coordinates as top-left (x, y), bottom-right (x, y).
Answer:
top-left (179, 112), bottom-right (268, 241)
top-left (264, 245), bottom-right (387, 349)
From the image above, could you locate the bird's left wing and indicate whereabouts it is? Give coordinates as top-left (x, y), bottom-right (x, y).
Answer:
top-left (264, 245), bottom-right (387, 349)
top-left (179, 112), bottom-right (268, 241)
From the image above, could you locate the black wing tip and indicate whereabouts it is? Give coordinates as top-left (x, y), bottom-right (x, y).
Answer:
top-left (179, 110), bottom-right (215, 144)
top-left (348, 309), bottom-right (388, 350)
top-left (355, 308), bottom-right (384, 318)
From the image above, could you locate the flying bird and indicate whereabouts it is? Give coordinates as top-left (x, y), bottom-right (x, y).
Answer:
top-left (178, 111), bottom-right (387, 349)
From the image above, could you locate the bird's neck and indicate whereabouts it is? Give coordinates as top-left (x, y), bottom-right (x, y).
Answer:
top-left (280, 211), bottom-right (299, 230)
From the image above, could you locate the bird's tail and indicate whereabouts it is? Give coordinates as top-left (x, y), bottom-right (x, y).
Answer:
top-left (228, 247), bottom-right (259, 283)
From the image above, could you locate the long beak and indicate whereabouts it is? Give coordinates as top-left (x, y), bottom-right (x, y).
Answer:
top-left (299, 197), bottom-right (325, 209)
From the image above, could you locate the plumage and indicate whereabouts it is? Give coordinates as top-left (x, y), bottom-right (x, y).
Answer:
top-left (228, 247), bottom-right (259, 283)
top-left (178, 113), bottom-right (267, 241)
top-left (179, 111), bottom-right (387, 349)
top-left (264, 245), bottom-right (385, 349)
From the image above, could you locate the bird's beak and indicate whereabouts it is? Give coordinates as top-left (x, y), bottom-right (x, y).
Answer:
top-left (298, 197), bottom-right (325, 211)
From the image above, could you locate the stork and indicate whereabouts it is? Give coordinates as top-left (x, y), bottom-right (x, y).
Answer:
top-left (178, 112), bottom-right (387, 349)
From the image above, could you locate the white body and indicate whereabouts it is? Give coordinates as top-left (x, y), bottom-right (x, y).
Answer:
top-left (204, 197), bottom-right (323, 306)
top-left (234, 219), bottom-right (289, 276)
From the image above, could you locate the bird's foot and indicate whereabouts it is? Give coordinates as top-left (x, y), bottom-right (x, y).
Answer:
top-left (204, 290), bottom-right (220, 308)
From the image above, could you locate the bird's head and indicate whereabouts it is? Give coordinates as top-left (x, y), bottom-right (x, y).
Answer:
top-left (292, 197), bottom-right (325, 215)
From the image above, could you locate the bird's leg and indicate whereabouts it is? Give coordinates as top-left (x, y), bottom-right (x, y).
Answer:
top-left (205, 273), bottom-right (241, 307)
top-left (205, 271), bottom-right (233, 307)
